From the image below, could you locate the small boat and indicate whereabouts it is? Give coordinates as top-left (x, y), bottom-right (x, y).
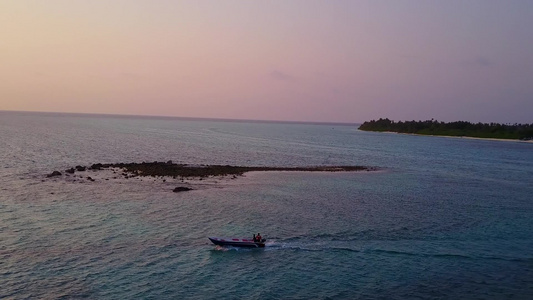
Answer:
top-left (208, 237), bottom-right (265, 248)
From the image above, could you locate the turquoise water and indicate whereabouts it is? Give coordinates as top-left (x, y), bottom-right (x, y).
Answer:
top-left (1, 111), bottom-right (532, 299)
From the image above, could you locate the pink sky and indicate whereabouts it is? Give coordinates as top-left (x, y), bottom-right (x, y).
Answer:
top-left (1, 1), bottom-right (532, 123)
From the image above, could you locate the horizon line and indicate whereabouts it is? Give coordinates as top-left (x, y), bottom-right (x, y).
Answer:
top-left (0, 109), bottom-right (361, 126)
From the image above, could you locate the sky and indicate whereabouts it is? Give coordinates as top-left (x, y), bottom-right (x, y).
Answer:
top-left (1, 0), bottom-right (533, 123)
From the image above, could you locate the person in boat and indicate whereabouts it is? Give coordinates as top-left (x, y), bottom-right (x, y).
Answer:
top-left (256, 233), bottom-right (262, 243)
top-left (252, 234), bottom-right (257, 242)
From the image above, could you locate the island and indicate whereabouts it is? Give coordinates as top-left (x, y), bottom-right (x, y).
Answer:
top-left (47, 161), bottom-right (377, 180)
top-left (87, 162), bottom-right (375, 177)
top-left (358, 118), bottom-right (533, 140)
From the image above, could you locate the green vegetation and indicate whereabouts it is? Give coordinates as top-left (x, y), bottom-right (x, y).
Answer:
top-left (358, 118), bottom-right (533, 140)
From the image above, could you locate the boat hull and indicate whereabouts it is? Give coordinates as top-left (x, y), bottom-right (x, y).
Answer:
top-left (209, 237), bottom-right (265, 248)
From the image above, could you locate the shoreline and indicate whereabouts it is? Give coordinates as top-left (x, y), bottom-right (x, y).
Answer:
top-left (370, 131), bottom-right (533, 143)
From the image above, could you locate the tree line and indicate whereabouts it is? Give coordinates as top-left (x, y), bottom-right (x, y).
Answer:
top-left (358, 118), bottom-right (533, 140)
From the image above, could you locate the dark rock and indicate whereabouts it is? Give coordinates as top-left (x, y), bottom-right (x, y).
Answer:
top-left (173, 186), bottom-right (193, 193)
top-left (66, 168), bottom-right (75, 174)
top-left (47, 171), bottom-right (62, 177)
top-left (75, 165), bottom-right (86, 171)
top-left (90, 163), bottom-right (103, 170)
top-left (87, 176), bottom-right (95, 182)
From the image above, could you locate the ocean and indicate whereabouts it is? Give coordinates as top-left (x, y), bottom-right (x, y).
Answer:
top-left (1, 111), bottom-right (532, 299)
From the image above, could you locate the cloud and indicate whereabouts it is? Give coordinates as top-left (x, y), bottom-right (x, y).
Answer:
top-left (119, 72), bottom-right (143, 80)
top-left (475, 57), bottom-right (491, 66)
top-left (270, 70), bottom-right (295, 81)
top-left (462, 56), bottom-right (492, 68)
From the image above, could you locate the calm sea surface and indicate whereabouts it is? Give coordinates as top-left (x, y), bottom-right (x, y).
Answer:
top-left (1, 111), bottom-right (532, 299)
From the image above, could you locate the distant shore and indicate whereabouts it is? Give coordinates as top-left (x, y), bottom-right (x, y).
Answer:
top-left (378, 131), bottom-right (533, 143)
top-left (359, 118), bottom-right (533, 141)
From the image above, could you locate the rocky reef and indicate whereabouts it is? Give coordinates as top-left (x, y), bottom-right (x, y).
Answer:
top-left (45, 161), bottom-right (377, 192)
top-left (81, 161), bottom-right (375, 178)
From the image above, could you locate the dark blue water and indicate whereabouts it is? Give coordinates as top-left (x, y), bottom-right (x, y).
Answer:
top-left (1, 111), bottom-right (532, 299)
